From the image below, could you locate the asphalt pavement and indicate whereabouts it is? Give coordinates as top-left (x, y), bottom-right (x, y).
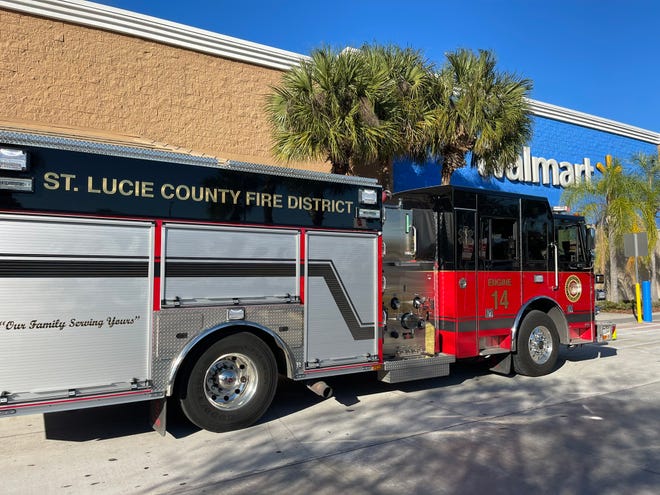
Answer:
top-left (3, 312), bottom-right (660, 494)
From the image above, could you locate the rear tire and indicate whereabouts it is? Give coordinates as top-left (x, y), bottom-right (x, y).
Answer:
top-left (179, 332), bottom-right (277, 432)
top-left (513, 310), bottom-right (559, 377)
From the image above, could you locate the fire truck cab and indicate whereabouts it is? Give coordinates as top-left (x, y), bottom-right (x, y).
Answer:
top-left (381, 185), bottom-right (611, 380)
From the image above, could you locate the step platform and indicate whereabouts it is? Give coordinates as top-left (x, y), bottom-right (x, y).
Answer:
top-left (378, 353), bottom-right (455, 384)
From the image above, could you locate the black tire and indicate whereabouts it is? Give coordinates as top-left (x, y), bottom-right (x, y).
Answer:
top-left (513, 310), bottom-right (559, 377)
top-left (179, 332), bottom-right (277, 432)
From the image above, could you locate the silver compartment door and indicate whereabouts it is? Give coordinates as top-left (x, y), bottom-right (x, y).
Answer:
top-left (162, 224), bottom-right (299, 306)
top-left (0, 215), bottom-right (153, 399)
top-left (305, 231), bottom-right (378, 368)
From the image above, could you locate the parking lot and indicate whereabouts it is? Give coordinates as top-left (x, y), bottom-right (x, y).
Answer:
top-left (3, 312), bottom-right (660, 494)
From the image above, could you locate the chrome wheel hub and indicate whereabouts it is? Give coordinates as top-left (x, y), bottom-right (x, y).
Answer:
top-left (204, 352), bottom-right (258, 410)
top-left (528, 326), bottom-right (553, 365)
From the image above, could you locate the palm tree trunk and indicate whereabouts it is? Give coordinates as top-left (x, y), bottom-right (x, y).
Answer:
top-left (608, 237), bottom-right (619, 303)
top-left (441, 151), bottom-right (465, 185)
top-left (331, 161), bottom-right (351, 175)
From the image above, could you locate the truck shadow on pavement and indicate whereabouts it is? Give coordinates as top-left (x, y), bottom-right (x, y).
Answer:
top-left (43, 401), bottom-right (154, 441)
top-left (41, 371), bottom-right (481, 442)
top-left (42, 342), bottom-right (618, 442)
top-left (558, 342), bottom-right (617, 364)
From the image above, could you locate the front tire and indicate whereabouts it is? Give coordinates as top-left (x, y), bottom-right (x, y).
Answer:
top-left (513, 310), bottom-right (559, 377)
top-left (179, 332), bottom-right (277, 432)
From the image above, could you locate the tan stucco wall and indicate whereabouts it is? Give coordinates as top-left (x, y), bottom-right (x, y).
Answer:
top-left (0, 8), bottom-right (327, 172)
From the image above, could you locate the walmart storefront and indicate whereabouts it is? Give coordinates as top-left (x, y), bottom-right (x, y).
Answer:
top-left (2, 0), bottom-right (659, 208)
top-left (395, 102), bottom-right (660, 208)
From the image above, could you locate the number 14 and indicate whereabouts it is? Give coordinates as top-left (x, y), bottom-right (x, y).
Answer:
top-left (491, 289), bottom-right (509, 310)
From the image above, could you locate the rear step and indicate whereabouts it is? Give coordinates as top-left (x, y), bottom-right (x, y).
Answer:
top-left (378, 353), bottom-right (455, 384)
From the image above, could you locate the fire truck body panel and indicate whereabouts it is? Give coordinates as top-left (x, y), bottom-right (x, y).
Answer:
top-left (304, 231), bottom-right (379, 368)
top-left (0, 128), bottom-right (382, 429)
top-left (0, 215), bottom-right (154, 403)
top-left (161, 224), bottom-right (301, 307)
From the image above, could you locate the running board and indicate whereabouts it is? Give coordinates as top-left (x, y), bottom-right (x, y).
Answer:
top-left (378, 354), bottom-right (455, 384)
top-left (479, 346), bottom-right (510, 356)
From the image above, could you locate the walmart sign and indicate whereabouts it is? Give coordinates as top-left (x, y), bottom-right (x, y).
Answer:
top-left (478, 146), bottom-right (596, 187)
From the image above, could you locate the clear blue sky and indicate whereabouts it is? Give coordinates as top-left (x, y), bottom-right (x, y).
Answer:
top-left (96, 0), bottom-right (658, 132)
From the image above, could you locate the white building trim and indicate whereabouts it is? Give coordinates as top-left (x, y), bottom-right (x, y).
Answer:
top-left (0, 0), bottom-right (305, 70)
top-left (2, 0), bottom-right (659, 145)
top-left (528, 100), bottom-right (659, 145)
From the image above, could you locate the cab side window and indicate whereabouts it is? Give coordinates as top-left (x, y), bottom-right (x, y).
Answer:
top-left (479, 217), bottom-right (518, 270)
top-left (522, 200), bottom-right (551, 270)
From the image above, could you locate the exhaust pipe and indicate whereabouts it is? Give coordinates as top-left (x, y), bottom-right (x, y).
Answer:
top-left (307, 381), bottom-right (333, 399)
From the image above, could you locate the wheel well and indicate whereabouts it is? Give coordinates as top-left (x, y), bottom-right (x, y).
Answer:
top-left (517, 299), bottom-right (569, 345)
top-left (170, 324), bottom-right (290, 397)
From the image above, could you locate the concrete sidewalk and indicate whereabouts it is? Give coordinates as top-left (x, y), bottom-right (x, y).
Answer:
top-left (596, 311), bottom-right (660, 328)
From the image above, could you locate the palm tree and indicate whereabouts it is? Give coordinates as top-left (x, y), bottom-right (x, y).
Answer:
top-left (353, 45), bottom-right (433, 188)
top-left (631, 152), bottom-right (660, 298)
top-left (265, 46), bottom-right (402, 175)
top-left (420, 49), bottom-right (533, 185)
top-left (266, 46), bottom-right (533, 188)
top-left (561, 156), bottom-right (641, 302)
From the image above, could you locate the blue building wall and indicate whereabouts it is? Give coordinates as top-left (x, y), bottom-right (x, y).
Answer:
top-left (393, 115), bottom-right (659, 208)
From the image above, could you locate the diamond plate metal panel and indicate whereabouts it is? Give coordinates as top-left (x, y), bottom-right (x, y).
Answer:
top-left (225, 160), bottom-right (378, 185)
top-left (378, 363), bottom-right (451, 383)
top-left (378, 354), bottom-right (455, 384)
top-left (382, 353), bottom-right (455, 370)
top-left (152, 304), bottom-right (304, 392)
top-left (0, 130), bottom-right (218, 167)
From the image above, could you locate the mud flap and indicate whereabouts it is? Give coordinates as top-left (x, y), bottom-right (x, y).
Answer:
top-left (489, 353), bottom-right (512, 375)
top-left (149, 398), bottom-right (167, 436)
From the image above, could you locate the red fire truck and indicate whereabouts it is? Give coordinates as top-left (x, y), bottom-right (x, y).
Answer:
top-left (0, 126), bottom-right (613, 433)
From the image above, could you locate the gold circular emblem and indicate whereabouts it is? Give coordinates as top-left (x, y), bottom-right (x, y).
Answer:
top-left (565, 275), bottom-right (582, 303)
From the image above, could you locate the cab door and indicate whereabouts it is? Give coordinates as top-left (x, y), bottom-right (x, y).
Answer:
top-left (454, 208), bottom-right (478, 357)
top-left (476, 215), bottom-right (522, 353)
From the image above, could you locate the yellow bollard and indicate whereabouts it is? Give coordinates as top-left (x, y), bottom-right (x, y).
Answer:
top-left (636, 283), bottom-right (643, 323)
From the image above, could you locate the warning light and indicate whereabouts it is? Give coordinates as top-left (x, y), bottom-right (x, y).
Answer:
top-left (0, 147), bottom-right (28, 171)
